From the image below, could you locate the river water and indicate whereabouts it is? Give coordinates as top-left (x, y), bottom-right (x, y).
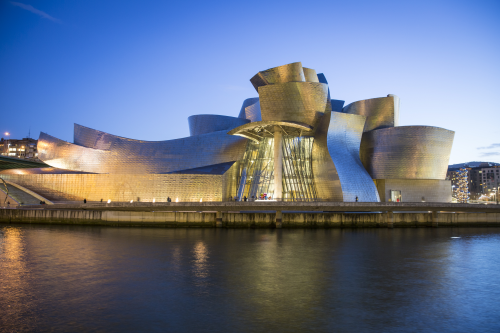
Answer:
top-left (0, 225), bottom-right (499, 332)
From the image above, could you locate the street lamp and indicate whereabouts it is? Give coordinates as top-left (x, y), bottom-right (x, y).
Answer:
top-left (4, 132), bottom-right (10, 156)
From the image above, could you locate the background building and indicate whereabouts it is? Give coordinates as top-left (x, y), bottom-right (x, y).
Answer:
top-left (0, 137), bottom-right (39, 160)
top-left (447, 162), bottom-right (500, 199)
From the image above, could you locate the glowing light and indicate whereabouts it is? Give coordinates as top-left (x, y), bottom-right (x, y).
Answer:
top-left (130, 200), bottom-right (133, 203)
top-left (455, 168), bottom-right (469, 203)
top-left (107, 199), bottom-right (111, 203)
top-left (200, 198), bottom-right (203, 202)
top-left (451, 237), bottom-right (461, 239)
top-left (176, 197), bottom-right (179, 202)
top-left (5, 132), bottom-right (9, 136)
top-left (153, 198), bottom-right (155, 203)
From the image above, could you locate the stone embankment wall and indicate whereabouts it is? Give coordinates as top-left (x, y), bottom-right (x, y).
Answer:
top-left (1, 209), bottom-right (500, 227)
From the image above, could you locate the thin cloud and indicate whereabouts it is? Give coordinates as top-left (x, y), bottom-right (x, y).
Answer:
top-left (11, 2), bottom-right (61, 23)
top-left (478, 143), bottom-right (500, 150)
top-left (480, 151), bottom-right (500, 157)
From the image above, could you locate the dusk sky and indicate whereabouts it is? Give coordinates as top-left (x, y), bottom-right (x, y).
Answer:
top-left (1, 0), bottom-right (499, 164)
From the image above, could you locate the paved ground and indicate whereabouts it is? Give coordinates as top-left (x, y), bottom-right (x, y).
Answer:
top-left (19, 201), bottom-right (500, 213)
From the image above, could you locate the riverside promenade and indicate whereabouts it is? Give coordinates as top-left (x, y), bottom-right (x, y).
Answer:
top-left (2, 201), bottom-right (500, 228)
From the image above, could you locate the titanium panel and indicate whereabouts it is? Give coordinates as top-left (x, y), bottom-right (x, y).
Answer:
top-left (39, 129), bottom-right (247, 174)
top-left (188, 115), bottom-right (249, 136)
top-left (259, 82), bottom-right (329, 127)
top-left (0, 167), bottom-right (92, 175)
top-left (238, 98), bottom-right (262, 122)
top-left (331, 99), bottom-right (345, 112)
top-left (250, 62), bottom-right (305, 91)
top-left (0, 173), bottom-right (223, 202)
top-left (302, 67), bottom-right (319, 82)
top-left (360, 126), bottom-right (455, 180)
top-left (327, 112), bottom-right (380, 202)
top-left (343, 95), bottom-right (399, 132)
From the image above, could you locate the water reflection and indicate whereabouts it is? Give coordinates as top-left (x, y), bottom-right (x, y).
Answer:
top-left (192, 241), bottom-right (209, 279)
top-left (0, 225), bottom-right (499, 332)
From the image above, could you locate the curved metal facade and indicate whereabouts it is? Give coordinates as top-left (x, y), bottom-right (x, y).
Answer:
top-left (39, 129), bottom-right (247, 174)
top-left (302, 67), bottom-right (319, 82)
top-left (343, 95), bottom-right (399, 132)
top-left (238, 98), bottom-right (261, 122)
top-left (7, 61), bottom-right (455, 203)
top-left (327, 112), bottom-right (380, 202)
top-left (188, 115), bottom-right (249, 136)
top-left (360, 126), bottom-right (455, 180)
top-left (250, 62), bottom-right (306, 91)
top-left (259, 82), bottom-right (329, 127)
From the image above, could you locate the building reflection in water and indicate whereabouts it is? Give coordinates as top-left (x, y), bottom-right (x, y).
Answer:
top-left (0, 227), bottom-right (36, 331)
top-left (1, 226), bottom-right (499, 332)
top-left (192, 241), bottom-right (209, 280)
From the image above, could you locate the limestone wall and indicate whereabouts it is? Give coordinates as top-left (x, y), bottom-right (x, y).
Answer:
top-left (1, 209), bottom-right (500, 228)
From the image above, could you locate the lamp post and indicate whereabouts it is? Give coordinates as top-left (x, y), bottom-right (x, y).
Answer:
top-left (4, 132), bottom-right (10, 156)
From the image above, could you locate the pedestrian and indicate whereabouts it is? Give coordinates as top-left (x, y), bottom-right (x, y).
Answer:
top-left (101, 199), bottom-right (103, 203)
top-left (244, 196), bottom-right (247, 202)
top-left (84, 198), bottom-right (87, 204)
top-left (355, 196), bottom-right (358, 202)
top-left (40, 200), bottom-right (43, 205)
top-left (7, 201), bottom-right (10, 207)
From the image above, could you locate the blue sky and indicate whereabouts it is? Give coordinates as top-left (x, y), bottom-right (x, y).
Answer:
top-left (1, 0), bottom-right (499, 164)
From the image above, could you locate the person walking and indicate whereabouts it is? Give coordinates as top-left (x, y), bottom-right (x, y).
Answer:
top-left (84, 198), bottom-right (87, 204)
top-left (355, 196), bottom-right (358, 202)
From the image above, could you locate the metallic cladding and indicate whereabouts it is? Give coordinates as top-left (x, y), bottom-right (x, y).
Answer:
top-left (0, 167), bottom-right (92, 175)
top-left (326, 112), bottom-right (380, 202)
top-left (250, 62), bottom-right (306, 91)
top-left (258, 82), bottom-right (329, 127)
top-left (331, 99), bottom-right (345, 112)
top-left (360, 126), bottom-right (455, 180)
top-left (0, 173), bottom-right (224, 202)
top-left (302, 67), bottom-right (319, 82)
top-left (188, 115), bottom-right (249, 136)
top-left (311, 95), bottom-right (343, 201)
top-left (343, 95), bottom-right (399, 132)
top-left (39, 130), bottom-right (247, 174)
top-left (238, 98), bottom-right (262, 122)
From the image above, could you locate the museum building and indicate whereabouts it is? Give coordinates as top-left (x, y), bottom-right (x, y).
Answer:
top-left (0, 62), bottom-right (455, 203)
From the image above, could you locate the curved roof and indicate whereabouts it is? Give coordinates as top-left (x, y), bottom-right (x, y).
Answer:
top-left (188, 115), bottom-right (249, 136)
top-left (40, 127), bottom-right (247, 174)
top-left (343, 95), bottom-right (399, 132)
